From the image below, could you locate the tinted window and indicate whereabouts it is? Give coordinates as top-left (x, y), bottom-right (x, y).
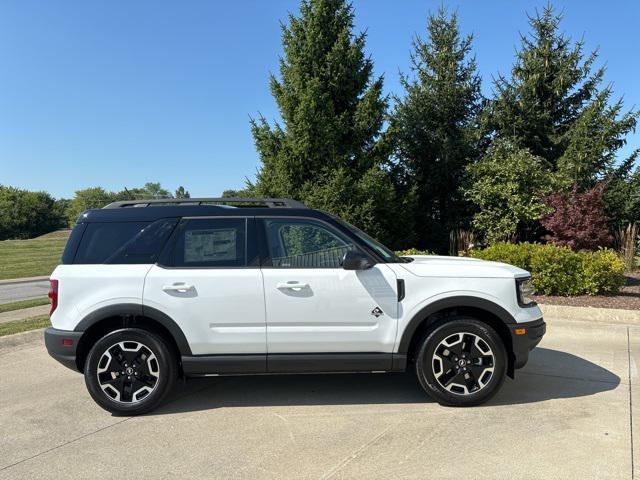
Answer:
top-left (74, 222), bottom-right (149, 264)
top-left (335, 219), bottom-right (403, 263)
top-left (174, 218), bottom-right (246, 267)
top-left (105, 219), bottom-right (178, 264)
top-left (263, 219), bottom-right (354, 268)
top-left (61, 223), bottom-right (87, 264)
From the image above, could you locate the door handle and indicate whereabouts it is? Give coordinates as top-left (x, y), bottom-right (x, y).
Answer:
top-left (162, 283), bottom-right (193, 293)
top-left (276, 282), bottom-right (309, 290)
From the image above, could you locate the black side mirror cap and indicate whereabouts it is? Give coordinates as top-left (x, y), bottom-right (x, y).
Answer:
top-left (342, 250), bottom-right (373, 270)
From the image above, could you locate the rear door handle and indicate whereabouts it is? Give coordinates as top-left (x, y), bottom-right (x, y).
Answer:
top-left (162, 283), bottom-right (193, 293)
top-left (276, 282), bottom-right (309, 290)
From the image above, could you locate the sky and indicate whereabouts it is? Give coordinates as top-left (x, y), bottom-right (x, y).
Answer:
top-left (1, 0), bottom-right (638, 199)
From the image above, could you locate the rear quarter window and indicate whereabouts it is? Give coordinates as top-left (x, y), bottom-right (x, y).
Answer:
top-left (71, 219), bottom-right (177, 264)
top-left (61, 223), bottom-right (87, 264)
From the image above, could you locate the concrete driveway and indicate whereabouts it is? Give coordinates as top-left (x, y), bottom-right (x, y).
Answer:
top-left (0, 317), bottom-right (635, 479)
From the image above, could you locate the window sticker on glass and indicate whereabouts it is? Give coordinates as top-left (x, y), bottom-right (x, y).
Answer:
top-left (184, 228), bottom-right (237, 263)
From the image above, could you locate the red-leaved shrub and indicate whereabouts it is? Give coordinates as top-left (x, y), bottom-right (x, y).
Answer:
top-left (541, 183), bottom-right (613, 250)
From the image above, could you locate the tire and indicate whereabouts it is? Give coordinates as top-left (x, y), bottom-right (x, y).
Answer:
top-left (84, 328), bottom-right (178, 415)
top-left (415, 318), bottom-right (507, 407)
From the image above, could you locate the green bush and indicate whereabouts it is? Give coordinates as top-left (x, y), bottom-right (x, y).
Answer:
top-left (580, 249), bottom-right (626, 295)
top-left (528, 244), bottom-right (583, 296)
top-left (472, 242), bottom-right (626, 296)
top-left (395, 248), bottom-right (434, 256)
top-left (468, 241), bottom-right (536, 271)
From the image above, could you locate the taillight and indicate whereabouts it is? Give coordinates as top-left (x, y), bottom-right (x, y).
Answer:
top-left (48, 279), bottom-right (58, 315)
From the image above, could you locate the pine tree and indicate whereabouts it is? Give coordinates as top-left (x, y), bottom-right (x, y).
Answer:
top-left (486, 5), bottom-right (638, 187)
top-left (251, 0), bottom-right (406, 246)
top-left (389, 7), bottom-right (483, 252)
top-left (175, 186), bottom-right (190, 199)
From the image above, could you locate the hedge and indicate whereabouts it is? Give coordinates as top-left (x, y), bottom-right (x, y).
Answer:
top-left (396, 248), bottom-right (434, 256)
top-left (471, 242), bottom-right (626, 296)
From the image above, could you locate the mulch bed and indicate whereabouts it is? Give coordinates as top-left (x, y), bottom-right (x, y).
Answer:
top-left (534, 271), bottom-right (640, 311)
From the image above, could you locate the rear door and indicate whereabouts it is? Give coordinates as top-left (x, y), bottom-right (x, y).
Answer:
top-left (143, 217), bottom-right (266, 357)
top-left (259, 217), bottom-right (399, 358)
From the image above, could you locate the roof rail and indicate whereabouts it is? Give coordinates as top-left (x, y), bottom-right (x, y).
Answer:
top-left (103, 197), bottom-right (307, 209)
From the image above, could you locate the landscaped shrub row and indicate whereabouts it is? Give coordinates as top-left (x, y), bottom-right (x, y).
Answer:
top-left (395, 248), bottom-right (434, 256)
top-left (471, 242), bottom-right (626, 296)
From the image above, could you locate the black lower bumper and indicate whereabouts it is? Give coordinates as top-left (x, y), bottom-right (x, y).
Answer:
top-left (511, 317), bottom-right (546, 370)
top-left (44, 327), bottom-right (84, 372)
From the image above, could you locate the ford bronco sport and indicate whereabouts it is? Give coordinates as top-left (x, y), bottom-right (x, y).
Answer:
top-left (45, 197), bottom-right (545, 415)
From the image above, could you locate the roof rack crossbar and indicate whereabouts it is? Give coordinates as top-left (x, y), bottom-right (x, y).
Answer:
top-left (103, 197), bottom-right (307, 209)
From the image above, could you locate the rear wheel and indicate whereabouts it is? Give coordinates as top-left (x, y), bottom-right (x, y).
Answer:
top-left (415, 318), bottom-right (507, 406)
top-left (84, 328), bottom-right (177, 415)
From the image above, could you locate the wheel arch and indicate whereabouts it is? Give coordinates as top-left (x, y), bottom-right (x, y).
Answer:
top-left (74, 303), bottom-right (191, 372)
top-left (398, 296), bottom-right (516, 377)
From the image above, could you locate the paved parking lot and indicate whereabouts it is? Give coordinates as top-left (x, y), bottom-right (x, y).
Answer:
top-left (0, 317), bottom-right (636, 479)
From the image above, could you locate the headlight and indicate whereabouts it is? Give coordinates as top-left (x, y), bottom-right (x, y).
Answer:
top-left (517, 278), bottom-right (536, 306)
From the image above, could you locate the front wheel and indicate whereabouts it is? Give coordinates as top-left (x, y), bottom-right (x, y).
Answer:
top-left (84, 328), bottom-right (177, 415)
top-left (415, 318), bottom-right (507, 406)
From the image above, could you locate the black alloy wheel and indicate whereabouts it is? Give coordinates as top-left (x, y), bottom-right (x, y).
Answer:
top-left (84, 328), bottom-right (177, 415)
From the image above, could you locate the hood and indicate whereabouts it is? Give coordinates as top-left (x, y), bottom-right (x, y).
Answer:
top-left (399, 255), bottom-right (530, 279)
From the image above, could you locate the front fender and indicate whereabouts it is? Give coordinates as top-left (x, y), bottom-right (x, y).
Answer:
top-left (395, 294), bottom-right (517, 355)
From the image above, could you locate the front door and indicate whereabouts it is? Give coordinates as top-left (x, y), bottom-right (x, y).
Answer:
top-left (259, 218), bottom-right (399, 358)
top-left (143, 217), bottom-right (266, 356)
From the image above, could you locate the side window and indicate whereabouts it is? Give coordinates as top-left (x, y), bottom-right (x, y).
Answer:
top-left (74, 222), bottom-right (149, 264)
top-left (263, 218), bottom-right (354, 268)
top-left (173, 218), bottom-right (246, 268)
top-left (106, 219), bottom-right (178, 264)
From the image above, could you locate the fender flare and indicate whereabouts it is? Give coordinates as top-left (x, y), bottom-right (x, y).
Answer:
top-left (397, 296), bottom-right (516, 354)
top-left (74, 303), bottom-right (192, 356)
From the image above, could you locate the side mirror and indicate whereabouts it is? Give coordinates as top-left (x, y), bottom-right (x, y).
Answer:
top-left (342, 250), bottom-right (373, 270)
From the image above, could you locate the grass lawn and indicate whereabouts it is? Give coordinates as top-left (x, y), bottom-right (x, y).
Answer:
top-left (0, 297), bottom-right (50, 314)
top-left (0, 315), bottom-right (50, 337)
top-left (0, 230), bottom-right (70, 280)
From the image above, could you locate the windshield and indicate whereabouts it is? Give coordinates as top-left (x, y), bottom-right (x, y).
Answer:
top-left (337, 219), bottom-right (405, 263)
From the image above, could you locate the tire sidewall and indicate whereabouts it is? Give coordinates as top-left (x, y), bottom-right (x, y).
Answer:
top-left (84, 328), bottom-right (176, 415)
top-left (416, 318), bottom-right (507, 406)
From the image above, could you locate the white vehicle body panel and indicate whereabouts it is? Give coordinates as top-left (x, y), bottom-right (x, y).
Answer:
top-left (142, 265), bottom-right (266, 355)
top-left (388, 255), bottom-right (543, 347)
top-left (50, 264), bottom-right (151, 331)
top-left (50, 251), bottom-right (541, 356)
top-left (261, 264), bottom-right (398, 353)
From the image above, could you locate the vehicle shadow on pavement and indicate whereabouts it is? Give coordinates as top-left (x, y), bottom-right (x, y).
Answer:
top-left (150, 347), bottom-right (620, 416)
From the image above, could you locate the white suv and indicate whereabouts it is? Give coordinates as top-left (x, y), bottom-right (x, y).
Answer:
top-left (45, 197), bottom-right (545, 415)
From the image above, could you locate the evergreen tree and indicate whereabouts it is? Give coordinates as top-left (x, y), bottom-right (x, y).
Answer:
top-left (389, 7), bottom-right (483, 252)
top-left (251, 0), bottom-right (406, 246)
top-left (485, 5), bottom-right (638, 187)
top-left (175, 186), bottom-right (190, 199)
top-left (603, 158), bottom-right (640, 226)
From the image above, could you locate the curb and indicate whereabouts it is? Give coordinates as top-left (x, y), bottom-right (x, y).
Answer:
top-left (0, 328), bottom-right (45, 352)
top-left (539, 303), bottom-right (640, 326)
top-left (0, 276), bottom-right (49, 286)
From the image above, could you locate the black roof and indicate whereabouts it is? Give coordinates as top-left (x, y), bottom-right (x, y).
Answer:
top-left (77, 198), bottom-right (330, 223)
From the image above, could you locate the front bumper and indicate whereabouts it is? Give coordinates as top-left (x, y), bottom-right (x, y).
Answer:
top-left (44, 327), bottom-right (84, 372)
top-left (511, 317), bottom-right (546, 370)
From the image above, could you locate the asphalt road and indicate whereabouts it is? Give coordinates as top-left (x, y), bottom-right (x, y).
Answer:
top-left (0, 280), bottom-right (49, 305)
top-left (0, 317), bottom-right (635, 479)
